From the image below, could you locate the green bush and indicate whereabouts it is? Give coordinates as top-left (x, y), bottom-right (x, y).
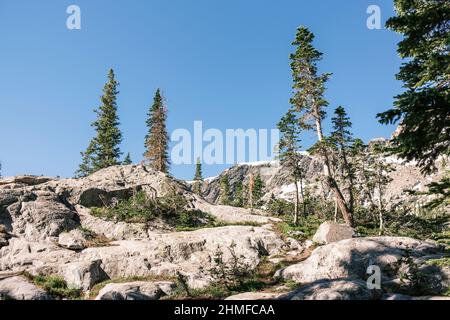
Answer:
top-left (92, 191), bottom-right (213, 230)
top-left (31, 275), bottom-right (81, 299)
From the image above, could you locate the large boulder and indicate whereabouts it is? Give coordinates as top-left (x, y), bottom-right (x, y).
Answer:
top-left (95, 282), bottom-right (165, 300)
top-left (0, 276), bottom-right (52, 300)
top-left (58, 229), bottom-right (88, 250)
top-left (312, 221), bottom-right (354, 244)
top-left (282, 279), bottom-right (378, 300)
top-left (225, 292), bottom-right (285, 300)
top-left (59, 260), bottom-right (108, 291)
top-left (275, 237), bottom-right (442, 285)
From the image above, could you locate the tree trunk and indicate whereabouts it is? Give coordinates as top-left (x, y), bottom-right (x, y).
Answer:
top-left (299, 176), bottom-right (307, 217)
top-left (294, 179), bottom-right (300, 225)
top-left (334, 198), bottom-right (338, 222)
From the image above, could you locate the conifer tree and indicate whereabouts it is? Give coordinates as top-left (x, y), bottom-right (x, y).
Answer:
top-left (252, 174), bottom-right (265, 208)
top-left (234, 181), bottom-right (245, 207)
top-left (144, 89), bottom-right (170, 173)
top-left (123, 153), bottom-right (132, 165)
top-left (193, 158), bottom-right (203, 195)
top-left (378, 0), bottom-right (450, 174)
top-left (219, 175), bottom-right (231, 205)
top-left (277, 109), bottom-right (306, 225)
top-left (76, 69), bottom-right (123, 177)
top-left (289, 26), bottom-right (353, 226)
top-left (330, 106), bottom-right (356, 214)
top-left (0, 161), bottom-right (2, 178)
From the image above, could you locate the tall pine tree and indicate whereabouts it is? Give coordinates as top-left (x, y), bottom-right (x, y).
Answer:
top-left (76, 69), bottom-right (123, 177)
top-left (144, 89), bottom-right (170, 173)
top-left (290, 26), bottom-right (354, 226)
top-left (278, 109), bottom-right (306, 225)
top-left (193, 157), bottom-right (203, 195)
top-left (377, 0), bottom-right (450, 174)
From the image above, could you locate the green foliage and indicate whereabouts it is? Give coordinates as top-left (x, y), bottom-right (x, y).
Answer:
top-left (219, 176), bottom-right (231, 205)
top-left (377, 0), bottom-right (450, 174)
top-left (427, 257), bottom-right (450, 268)
top-left (252, 174), bottom-right (265, 208)
top-left (123, 153), bottom-right (132, 165)
top-left (76, 69), bottom-right (123, 178)
top-left (207, 242), bottom-right (253, 292)
top-left (275, 215), bottom-right (325, 241)
top-left (266, 196), bottom-right (295, 216)
top-left (91, 190), bottom-right (212, 230)
top-left (192, 158), bottom-right (203, 195)
top-left (30, 275), bottom-right (81, 299)
top-left (144, 89), bottom-right (170, 173)
top-left (399, 249), bottom-right (435, 296)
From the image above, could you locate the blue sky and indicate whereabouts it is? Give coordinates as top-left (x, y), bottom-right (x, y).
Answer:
top-left (0, 0), bottom-right (401, 180)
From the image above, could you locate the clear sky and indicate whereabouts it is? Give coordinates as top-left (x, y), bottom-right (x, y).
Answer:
top-left (0, 0), bottom-right (401, 180)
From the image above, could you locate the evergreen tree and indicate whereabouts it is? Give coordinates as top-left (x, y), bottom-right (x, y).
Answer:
top-left (252, 174), bottom-right (265, 208)
top-left (193, 158), bottom-right (203, 195)
top-left (369, 142), bottom-right (395, 234)
top-left (377, 0), bottom-right (450, 174)
top-left (123, 153), bottom-right (132, 165)
top-left (0, 161), bottom-right (2, 178)
top-left (144, 89), bottom-right (170, 173)
top-left (234, 181), bottom-right (245, 207)
top-left (330, 106), bottom-right (356, 214)
top-left (76, 69), bottom-right (123, 177)
top-left (219, 175), bottom-right (231, 205)
top-left (277, 109), bottom-right (306, 225)
top-left (289, 26), bottom-right (353, 226)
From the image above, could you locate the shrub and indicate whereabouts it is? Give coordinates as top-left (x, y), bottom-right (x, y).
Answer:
top-left (30, 275), bottom-right (81, 299)
top-left (92, 190), bottom-right (213, 230)
top-left (207, 242), bottom-right (253, 292)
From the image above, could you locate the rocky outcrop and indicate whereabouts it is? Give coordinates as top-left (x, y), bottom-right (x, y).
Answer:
top-left (58, 229), bottom-right (88, 250)
top-left (275, 237), bottom-right (449, 296)
top-left (0, 276), bottom-right (53, 300)
top-left (59, 260), bottom-right (107, 291)
top-left (282, 279), bottom-right (378, 300)
top-left (95, 281), bottom-right (176, 300)
top-left (312, 221), bottom-right (354, 244)
top-left (225, 292), bottom-right (286, 300)
top-left (199, 153), bottom-right (448, 211)
top-left (80, 226), bottom-right (286, 289)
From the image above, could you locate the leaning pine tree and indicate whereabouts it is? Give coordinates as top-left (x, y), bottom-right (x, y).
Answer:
top-left (289, 26), bottom-right (354, 226)
top-left (76, 69), bottom-right (123, 177)
top-left (144, 89), bottom-right (170, 173)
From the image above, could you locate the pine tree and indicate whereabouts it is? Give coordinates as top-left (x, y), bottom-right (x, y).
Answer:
top-left (0, 161), bottom-right (2, 178)
top-left (369, 142), bottom-right (395, 234)
top-left (277, 109), bottom-right (306, 225)
top-left (144, 89), bottom-right (170, 173)
top-left (193, 158), bottom-right (203, 195)
top-left (377, 0), bottom-right (450, 174)
top-left (219, 175), bottom-right (231, 205)
top-left (290, 26), bottom-right (354, 226)
top-left (234, 181), bottom-right (245, 207)
top-left (76, 69), bottom-right (123, 178)
top-left (123, 153), bottom-right (132, 165)
top-left (252, 174), bottom-right (265, 208)
top-left (330, 106), bottom-right (356, 214)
